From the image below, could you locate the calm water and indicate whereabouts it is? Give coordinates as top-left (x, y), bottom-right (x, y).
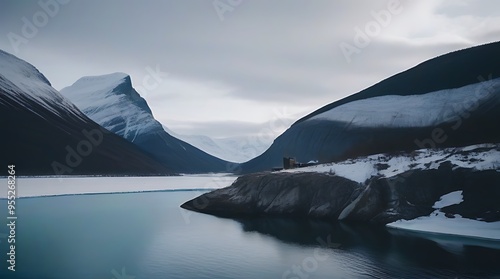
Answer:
top-left (1, 190), bottom-right (500, 279)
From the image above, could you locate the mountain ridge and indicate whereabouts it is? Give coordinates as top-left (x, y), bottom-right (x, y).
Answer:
top-left (61, 73), bottom-right (236, 173)
top-left (295, 41), bottom-right (500, 125)
top-left (241, 41), bottom-right (500, 173)
top-left (0, 50), bottom-right (172, 175)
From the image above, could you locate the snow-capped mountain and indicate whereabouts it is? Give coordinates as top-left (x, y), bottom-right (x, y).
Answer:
top-left (0, 50), bottom-right (84, 120)
top-left (60, 73), bottom-right (159, 141)
top-left (308, 79), bottom-right (499, 128)
top-left (0, 50), bottom-right (171, 175)
top-left (61, 74), bottom-right (234, 173)
top-left (241, 41), bottom-right (500, 173)
top-left (162, 126), bottom-right (270, 163)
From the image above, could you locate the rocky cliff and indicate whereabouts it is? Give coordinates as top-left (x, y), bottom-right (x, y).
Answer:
top-left (182, 144), bottom-right (500, 225)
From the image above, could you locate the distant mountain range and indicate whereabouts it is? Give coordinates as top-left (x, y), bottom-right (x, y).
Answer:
top-left (162, 126), bottom-right (270, 163)
top-left (240, 41), bottom-right (500, 173)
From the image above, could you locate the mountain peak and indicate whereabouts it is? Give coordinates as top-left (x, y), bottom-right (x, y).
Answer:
top-left (62, 74), bottom-right (232, 172)
top-left (68, 72), bottom-right (131, 94)
top-left (0, 49), bottom-right (85, 119)
top-left (0, 51), bottom-right (170, 175)
top-left (61, 72), bottom-right (159, 140)
top-left (77, 72), bottom-right (129, 82)
top-left (0, 49), bottom-right (52, 87)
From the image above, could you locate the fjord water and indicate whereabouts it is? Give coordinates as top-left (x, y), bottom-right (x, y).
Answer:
top-left (1, 180), bottom-right (500, 279)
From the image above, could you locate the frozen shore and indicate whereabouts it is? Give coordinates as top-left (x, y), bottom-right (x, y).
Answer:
top-left (0, 174), bottom-right (237, 198)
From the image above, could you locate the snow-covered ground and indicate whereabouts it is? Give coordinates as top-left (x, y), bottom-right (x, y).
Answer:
top-left (0, 175), bottom-right (237, 198)
top-left (284, 143), bottom-right (500, 241)
top-left (309, 78), bottom-right (500, 128)
top-left (284, 143), bottom-right (500, 183)
top-left (387, 191), bottom-right (500, 241)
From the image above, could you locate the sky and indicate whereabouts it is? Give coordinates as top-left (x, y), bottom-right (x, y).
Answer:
top-left (1, 0), bottom-right (500, 139)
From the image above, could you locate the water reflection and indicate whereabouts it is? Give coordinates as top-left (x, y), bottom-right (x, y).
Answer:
top-left (235, 217), bottom-right (500, 278)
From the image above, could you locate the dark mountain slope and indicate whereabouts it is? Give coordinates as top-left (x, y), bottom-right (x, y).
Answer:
top-left (241, 42), bottom-right (500, 173)
top-left (61, 73), bottom-right (234, 173)
top-left (0, 50), bottom-right (171, 175)
top-left (297, 41), bottom-right (500, 124)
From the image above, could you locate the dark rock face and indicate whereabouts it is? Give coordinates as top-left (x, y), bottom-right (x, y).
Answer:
top-left (132, 130), bottom-right (233, 174)
top-left (181, 172), bottom-right (362, 220)
top-left (359, 166), bottom-right (500, 224)
top-left (241, 111), bottom-right (500, 173)
top-left (182, 166), bottom-right (500, 225)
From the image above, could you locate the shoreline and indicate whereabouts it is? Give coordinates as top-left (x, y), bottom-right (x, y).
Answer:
top-left (0, 175), bottom-right (237, 199)
top-left (0, 188), bottom-right (216, 200)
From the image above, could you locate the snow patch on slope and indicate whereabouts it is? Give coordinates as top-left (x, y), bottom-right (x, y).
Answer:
top-left (387, 191), bottom-right (500, 241)
top-left (309, 78), bottom-right (500, 128)
top-left (284, 143), bottom-right (500, 183)
top-left (0, 50), bottom-right (86, 119)
top-left (433, 190), bottom-right (463, 209)
top-left (285, 146), bottom-right (500, 241)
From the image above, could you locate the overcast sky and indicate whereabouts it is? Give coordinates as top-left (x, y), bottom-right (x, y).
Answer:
top-left (1, 0), bottom-right (500, 139)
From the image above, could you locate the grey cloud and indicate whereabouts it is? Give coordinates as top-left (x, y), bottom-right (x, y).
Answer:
top-left (1, 0), bottom-right (499, 138)
top-left (435, 0), bottom-right (500, 18)
top-left (165, 119), bottom-right (294, 139)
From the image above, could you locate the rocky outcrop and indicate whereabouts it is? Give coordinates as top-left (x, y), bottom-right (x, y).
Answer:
top-left (340, 164), bottom-right (500, 224)
top-left (181, 165), bottom-right (500, 225)
top-left (181, 172), bottom-right (363, 219)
